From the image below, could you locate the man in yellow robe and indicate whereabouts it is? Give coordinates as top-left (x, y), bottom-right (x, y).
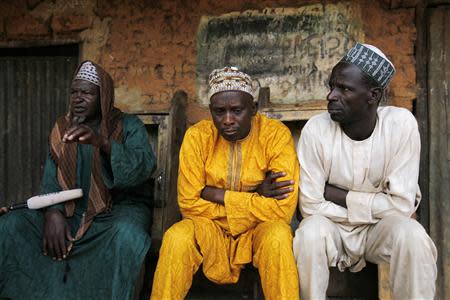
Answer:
top-left (151, 67), bottom-right (300, 300)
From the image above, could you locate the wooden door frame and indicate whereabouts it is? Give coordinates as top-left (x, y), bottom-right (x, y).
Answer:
top-left (415, 0), bottom-right (450, 232)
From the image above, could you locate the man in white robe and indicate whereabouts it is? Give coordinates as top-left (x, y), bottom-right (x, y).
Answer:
top-left (293, 43), bottom-right (437, 300)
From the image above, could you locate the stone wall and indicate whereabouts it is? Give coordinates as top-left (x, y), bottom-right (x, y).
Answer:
top-left (0, 0), bottom-right (417, 124)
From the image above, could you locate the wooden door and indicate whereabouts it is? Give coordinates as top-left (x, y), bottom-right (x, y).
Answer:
top-left (428, 6), bottom-right (450, 299)
top-left (0, 45), bottom-right (78, 207)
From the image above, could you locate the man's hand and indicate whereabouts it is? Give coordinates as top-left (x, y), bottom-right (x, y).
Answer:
top-left (324, 183), bottom-right (348, 208)
top-left (0, 207), bottom-right (8, 215)
top-left (63, 124), bottom-right (111, 155)
top-left (256, 171), bottom-right (294, 200)
top-left (201, 186), bottom-right (225, 205)
top-left (43, 208), bottom-right (74, 260)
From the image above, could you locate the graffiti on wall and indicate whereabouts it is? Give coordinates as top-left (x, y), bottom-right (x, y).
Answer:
top-left (197, 3), bottom-right (364, 105)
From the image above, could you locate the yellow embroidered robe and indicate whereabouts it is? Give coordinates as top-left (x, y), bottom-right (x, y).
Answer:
top-left (151, 114), bottom-right (299, 299)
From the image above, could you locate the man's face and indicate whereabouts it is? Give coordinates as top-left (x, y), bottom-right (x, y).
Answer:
top-left (209, 91), bottom-right (256, 141)
top-left (327, 63), bottom-right (374, 124)
top-left (70, 79), bottom-right (100, 122)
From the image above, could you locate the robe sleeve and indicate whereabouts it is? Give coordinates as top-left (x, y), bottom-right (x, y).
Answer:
top-left (101, 115), bottom-right (156, 190)
top-left (224, 125), bottom-right (299, 236)
top-left (297, 123), bottom-right (349, 223)
top-left (177, 127), bottom-right (227, 220)
top-left (346, 116), bottom-right (420, 224)
top-left (40, 152), bottom-right (64, 212)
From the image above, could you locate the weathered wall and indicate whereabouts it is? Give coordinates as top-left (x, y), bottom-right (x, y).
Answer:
top-left (196, 4), bottom-right (366, 106)
top-left (0, 0), bottom-right (417, 124)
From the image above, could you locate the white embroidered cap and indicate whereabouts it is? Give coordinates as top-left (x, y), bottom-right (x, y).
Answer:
top-left (74, 61), bottom-right (100, 86)
top-left (340, 43), bottom-right (396, 88)
top-left (208, 66), bottom-right (254, 100)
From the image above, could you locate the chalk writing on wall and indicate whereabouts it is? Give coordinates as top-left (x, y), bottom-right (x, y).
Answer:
top-left (197, 3), bottom-right (364, 105)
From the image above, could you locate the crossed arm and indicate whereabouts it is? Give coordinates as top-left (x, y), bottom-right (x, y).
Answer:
top-left (299, 118), bottom-right (421, 224)
top-left (201, 171), bottom-right (295, 204)
top-left (178, 126), bottom-right (299, 235)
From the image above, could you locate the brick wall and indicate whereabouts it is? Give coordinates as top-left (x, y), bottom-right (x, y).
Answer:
top-left (0, 0), bottom-right (417, 124)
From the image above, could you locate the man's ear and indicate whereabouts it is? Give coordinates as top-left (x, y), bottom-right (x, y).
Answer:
top-left (252, 100), bottom-right (258, 116)
top-left (368, 87), bottom-right (382, 104)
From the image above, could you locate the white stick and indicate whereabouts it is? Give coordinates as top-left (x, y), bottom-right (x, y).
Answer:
top-left (26, 189), bottom-right (83, 209)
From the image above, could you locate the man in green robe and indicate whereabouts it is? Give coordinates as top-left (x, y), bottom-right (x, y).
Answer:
top-left (0, 61), bottom-right (156, 299)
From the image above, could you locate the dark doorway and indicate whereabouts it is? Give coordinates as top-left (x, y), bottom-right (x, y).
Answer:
top-left (0, 44), bottom-right (79, 206)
